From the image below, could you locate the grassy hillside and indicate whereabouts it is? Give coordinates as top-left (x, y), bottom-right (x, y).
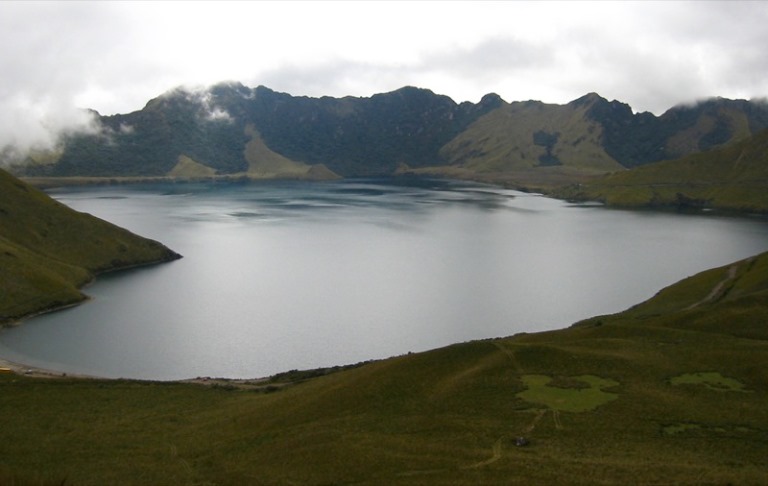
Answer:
top-left (439, 94), bottom-right (623, 174)
top-left (403, 95), bottom-right (768, 194)
top-left (0, 169), bottom-right (180, 323)
top-left (1, 250), bottom-right (766, 484)
top-left (555, 128), bottom-right (768, 212)
top-left (162, 126), bottom-right (340, 182)
top-left (167, 154), bottom-right (218, 178)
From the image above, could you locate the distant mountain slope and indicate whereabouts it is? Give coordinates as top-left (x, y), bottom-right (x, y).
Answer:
top-left (16, 84), bottom-right (502, 178)
top-left (439, 93), bottom-right (768, 173)
top-left (10, 83), bottom-right (767, 182)
top-left (236, 85), bottom-right (505, 176)
top-left (438, 94), bottom-right (624, 173)
top-left (0, 168), bottom-right (180, 323)
top-left (555, 128), bottom-right (768, 212)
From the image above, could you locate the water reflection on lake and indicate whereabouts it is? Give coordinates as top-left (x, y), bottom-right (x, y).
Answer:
top-left (1, 178), bottom-right (766, 380)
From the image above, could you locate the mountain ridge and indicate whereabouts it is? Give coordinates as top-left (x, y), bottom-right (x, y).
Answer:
top-left (9, 83), bottom-right (768, 185)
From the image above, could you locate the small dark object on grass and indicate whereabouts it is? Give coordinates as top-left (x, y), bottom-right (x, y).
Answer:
top-left (515, 437), bottom-right (530, 447)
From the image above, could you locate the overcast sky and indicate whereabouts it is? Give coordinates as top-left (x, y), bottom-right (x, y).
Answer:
top-left (2, 1), bottom-right (767, 153)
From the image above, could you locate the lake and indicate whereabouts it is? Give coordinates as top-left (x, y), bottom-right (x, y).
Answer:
top-left (1, 178), bottom-right (767, 380)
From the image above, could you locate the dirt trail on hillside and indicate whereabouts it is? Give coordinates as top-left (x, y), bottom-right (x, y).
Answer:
top-left (684, 259), bottom-right (751, 310)
top-left (464, 437), bottom-right (504, 469)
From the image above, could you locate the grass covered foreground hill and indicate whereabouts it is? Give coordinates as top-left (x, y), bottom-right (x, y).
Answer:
top-left (555, 128), bottom-right (768, 213)
top-left (1, 251), bottom-right (766, 485)
top-left (0, 168), bottom-right (180, 323)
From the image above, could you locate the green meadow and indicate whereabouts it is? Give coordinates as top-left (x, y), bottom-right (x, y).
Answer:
top-left (1, 250), bottom-right (767, 484)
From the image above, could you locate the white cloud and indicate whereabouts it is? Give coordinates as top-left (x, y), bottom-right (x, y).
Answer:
top-left (0, 0), bottom-right (766, 155)
top-left (184, 87), bottom-right (234, 122)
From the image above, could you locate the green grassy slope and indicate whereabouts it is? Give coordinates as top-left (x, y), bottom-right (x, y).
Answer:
top-left (0, 169), bottom-right (180, 323)
top-left (554, 128), bottom-right (768, 212)
top-left (1, 251), bottom-right (766, 485)
top-left (439, 95), bottom-right (623, 174)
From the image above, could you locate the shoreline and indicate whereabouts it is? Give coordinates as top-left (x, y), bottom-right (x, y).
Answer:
top-left (0, 355), bottom-right (98, 380)
top-left (0, 353), bottom-right (370, 392)
top-left (1, 252), bottom-right (182, 330)
top-left (0, 256), bottom-right (183, 381)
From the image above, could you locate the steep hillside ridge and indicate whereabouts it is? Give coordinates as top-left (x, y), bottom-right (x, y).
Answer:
top-left (232, 85), bottom-right (503, 176)
top-left (0, 168), bottom-right (180, 323)
top-left (439, 93), bottom-right (623, 172)
top-left (555, 128), bottom-right (768, 212)
top-left (440, 93), bottom-right (768, 175)
top-left (9, 84), bottom-right (768, 183)
top-left (15, 84), bottom-right (501, 178)
top-left (587, 96), bottom-right (768, 167)
top-left (45, 89), bottom-right (250, 177)
top-left (660, 98), bottom-right (767, 159)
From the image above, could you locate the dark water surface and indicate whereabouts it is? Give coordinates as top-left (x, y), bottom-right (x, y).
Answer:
top-left (1, 179), bottom-right (767, 380)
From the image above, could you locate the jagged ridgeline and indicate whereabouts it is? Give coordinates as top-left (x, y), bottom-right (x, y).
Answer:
top-left (12, 83), bottom-right (768, 179)
top-left (0, 169), bottom-right (180, 323)
top-left (16, 84), bottom-right (503, 178)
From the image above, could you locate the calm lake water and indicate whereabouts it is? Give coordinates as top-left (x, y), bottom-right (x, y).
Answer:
top-left (1, 179), bottom-right (767, 380)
